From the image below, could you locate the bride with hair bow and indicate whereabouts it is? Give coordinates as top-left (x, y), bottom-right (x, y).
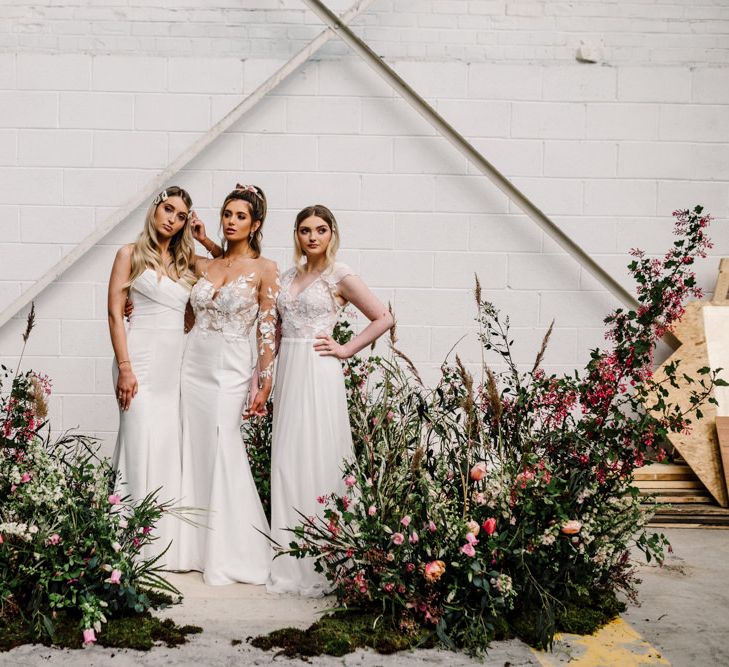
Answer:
top-left (177, 183), bottom-right (279, 586)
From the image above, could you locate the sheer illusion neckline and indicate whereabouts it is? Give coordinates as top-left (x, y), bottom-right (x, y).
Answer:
top-left (287, 271), bottom-right (324, 301)
top-left (200, 272), bottom-right (256, 301)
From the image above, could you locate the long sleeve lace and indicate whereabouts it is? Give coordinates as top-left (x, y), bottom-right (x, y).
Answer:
top-left (256, 262), bottom-right (280, 381)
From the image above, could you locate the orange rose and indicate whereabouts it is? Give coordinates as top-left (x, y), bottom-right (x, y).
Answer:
top-left (424, 560), bottom-right (446, 583)
top-left (560, 520), bottom-right (582, 535)
top-left (470, 462), bottom-right (487, 481)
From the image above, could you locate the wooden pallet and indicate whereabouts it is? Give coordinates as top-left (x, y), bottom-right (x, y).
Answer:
top-left (648, 503), bottom-right (729, 526)
top-left (635, 462), bottom-right (729, 524)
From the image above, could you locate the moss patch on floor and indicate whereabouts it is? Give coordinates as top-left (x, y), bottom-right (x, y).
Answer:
top-left (249, 610), bottom-right (434, 658)
top-left (0, 591), bottom-right (202, 652)
top-left (251, 592), bottom-right (626, 658)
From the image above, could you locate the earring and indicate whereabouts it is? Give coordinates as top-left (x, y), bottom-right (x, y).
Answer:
top-left (249, 231), bottom-right (255, 242)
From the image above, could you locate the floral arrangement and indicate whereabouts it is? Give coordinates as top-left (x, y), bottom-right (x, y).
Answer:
top-left (270, 206), bottom-right (724, 653)
top-left (0, 308), bottom-right (182, 648)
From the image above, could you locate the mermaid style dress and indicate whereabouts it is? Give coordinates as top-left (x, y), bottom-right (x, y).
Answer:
top-left (178, 268), bottom-right (278, 585)
top-left (112, 268), bottom-right (190, 569)
top-left (267, 262), bottom-right (356, 596)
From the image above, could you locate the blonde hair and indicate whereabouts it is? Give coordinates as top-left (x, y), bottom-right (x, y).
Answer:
top-left (126, 186), bottom-right (196, 289)
top-left (293, 204), bottom-right (340, 272)
top-left (219, 185), bottom-right (267, 258)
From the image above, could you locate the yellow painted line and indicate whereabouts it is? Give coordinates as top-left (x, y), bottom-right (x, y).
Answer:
top-left (531, 617), bottom-right (670, 666)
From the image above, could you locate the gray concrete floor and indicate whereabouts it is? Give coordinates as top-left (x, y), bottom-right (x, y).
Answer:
top-left (1, 528), bottom-right (727, 666)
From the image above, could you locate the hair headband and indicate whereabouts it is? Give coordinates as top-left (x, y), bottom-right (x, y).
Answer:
top-left (234, 183), bottom-right (263, 200)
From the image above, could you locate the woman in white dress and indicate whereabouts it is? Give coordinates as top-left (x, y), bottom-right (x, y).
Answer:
top-left (108, 186), bottom-right (219, 568)
top-left (267, 204), bottom-right (394, 596)
top-left (178, 184), bottom-right (278, 586)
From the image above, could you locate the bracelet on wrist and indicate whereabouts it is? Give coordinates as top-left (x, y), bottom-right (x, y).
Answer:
top-left (118, 360), bottom-right (131, 367)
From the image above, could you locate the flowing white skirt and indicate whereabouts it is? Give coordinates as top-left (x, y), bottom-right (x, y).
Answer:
top-left (112, 325), bottom-right (184, 569)
top-left (267, 338), bottom-right (354, 597)
top-left (178, 327), bottom-right (271, 585)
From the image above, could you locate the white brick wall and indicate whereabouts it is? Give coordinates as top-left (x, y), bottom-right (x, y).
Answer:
top-left (4, 0), bottom-right (729, 65)
top-left (1, 1), bottom-right (728, 454)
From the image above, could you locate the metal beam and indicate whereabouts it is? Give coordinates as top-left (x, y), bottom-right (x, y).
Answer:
top-left (0, 0), bottom-right (375, 330)
top-left (300, 0), bottom-right (684, 349)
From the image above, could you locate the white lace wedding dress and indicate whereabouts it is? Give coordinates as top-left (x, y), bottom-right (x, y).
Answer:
top-left (112, 268), bottom-right (190, 569)
top-left (267, 262), bottom-right (355, 596)
top-left (178, 268), bottom-right (278, 585)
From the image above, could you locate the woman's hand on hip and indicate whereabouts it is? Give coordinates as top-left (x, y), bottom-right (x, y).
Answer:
top-left (116, 368), bottom-right (138, 411)
top-left (313, 334), bottom-right (349, 359)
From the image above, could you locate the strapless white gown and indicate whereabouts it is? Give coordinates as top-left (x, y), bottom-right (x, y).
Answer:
top-left (267, 262), bottom-right (355, 597)
top-left (178, 271), bottom-right (277, 585)
top-left (112, 268), bottom-right (190, 569)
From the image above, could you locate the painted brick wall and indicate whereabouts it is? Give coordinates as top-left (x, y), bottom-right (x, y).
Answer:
top-left (1, 1), bottom-right (728, 454)
top-left (2, 0), bottom-right (729, 64)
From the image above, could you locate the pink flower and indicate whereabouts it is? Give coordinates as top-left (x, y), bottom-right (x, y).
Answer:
top-left (142, 526), bottom-right (152, 534)
top-left (47, 534), bottom-right (61, 546)
top-left (406, 562), bottom-right (416, 572)
top-left (82, 628), bottom-right (96, 645)
top-left (409, 531), bottom-right (419, 544)
top-left (108, 494), bottom-right (121, 505)
top-left (470, 462), bottom-right (487, 482)
top-left (466, 520), bottom-right (480, 536)
top-left (108, 569), bottom-right (122, 585)
top-left (368, 505), bottom-right (377, 516)
top-left (427, 520), bottom-right (436, 533)
top-left (344, 475), bottom-right (356, 488)
top-left (0, 534), bottom-right (4, 545)
top-left (383, 582), bottom-right (395, 593)
top-left (386, 411), bottom-right (394, 421)
top-left (386, 552), bottom-right (395, 562)
top-left (392, 532), bottom-right (405, 545)
top-left (482, 518), bottom-right (497, 536)
top-left (465, 532), bottom-right (479, 546)
top-left (317, 495), bottom-right (328, 504)
top-left (461, 543), bottom-right (476, 557)
top-left (400, 515), bottom-right (411, 527)
top-left (474, 492), bottom-right (486, 505)
top-left (20, 472), bottom-right (31, 483)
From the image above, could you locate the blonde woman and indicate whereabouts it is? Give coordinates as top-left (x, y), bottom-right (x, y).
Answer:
top-left (267, 204), bottom-right (393, 596)
top-left (108, 186), bottom-right (218, 568)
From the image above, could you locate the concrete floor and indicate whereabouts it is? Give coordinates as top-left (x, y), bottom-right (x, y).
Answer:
top-left (2, 528), bottom-right (727, 666)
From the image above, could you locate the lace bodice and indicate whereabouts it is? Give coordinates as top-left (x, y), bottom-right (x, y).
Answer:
top-left (277, 262), bottom-right (355, 338)
top-left (190, 266), bottom-right (280, 378)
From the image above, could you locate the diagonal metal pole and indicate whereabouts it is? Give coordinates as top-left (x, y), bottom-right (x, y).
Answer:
top-left (0, 0), bottom-right (375, 330)
top-left (300, 0), bottom-right (682, 349)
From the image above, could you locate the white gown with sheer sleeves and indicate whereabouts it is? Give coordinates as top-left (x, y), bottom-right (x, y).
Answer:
top-left (267, 261), bottom-right (356, 597)
top-left (112, 268), bottom-right (190, 569)
top-left (178, 268), bottom-right (278, 586)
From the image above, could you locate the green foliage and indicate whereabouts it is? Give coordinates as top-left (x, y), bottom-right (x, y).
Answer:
top-left (0, 609), bottom-right (201, 652)
top-left (0, 312), bottom-right (187, 649)
top-left (243, 397), bottom-right (273, 520)
top-left (263, 207), bottom-right (719, 656)
top-left (250, 610), bottom-right (434, 658)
